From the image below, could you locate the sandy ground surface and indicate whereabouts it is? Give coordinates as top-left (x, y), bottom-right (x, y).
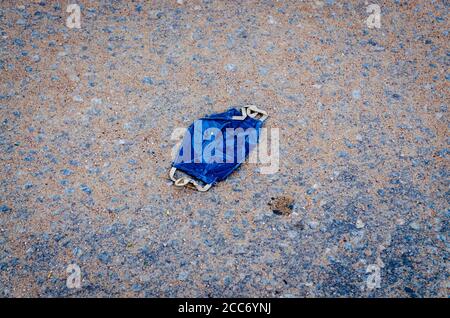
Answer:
top-left (0, 0), bottom-right (448, 297)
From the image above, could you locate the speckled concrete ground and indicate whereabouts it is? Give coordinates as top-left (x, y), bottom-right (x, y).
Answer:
top-left (0, 0), bottom-right (448, 297)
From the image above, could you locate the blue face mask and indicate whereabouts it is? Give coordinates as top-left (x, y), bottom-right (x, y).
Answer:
top-left (169, 105), bottom-right (268, 191)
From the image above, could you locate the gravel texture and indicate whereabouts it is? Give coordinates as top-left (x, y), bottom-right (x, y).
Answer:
top-left (0, 0), bottom-right (448, 297)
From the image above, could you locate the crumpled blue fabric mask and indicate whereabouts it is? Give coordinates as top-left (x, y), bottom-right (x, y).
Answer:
top-left (169, 105), bottom-right (268, 191)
